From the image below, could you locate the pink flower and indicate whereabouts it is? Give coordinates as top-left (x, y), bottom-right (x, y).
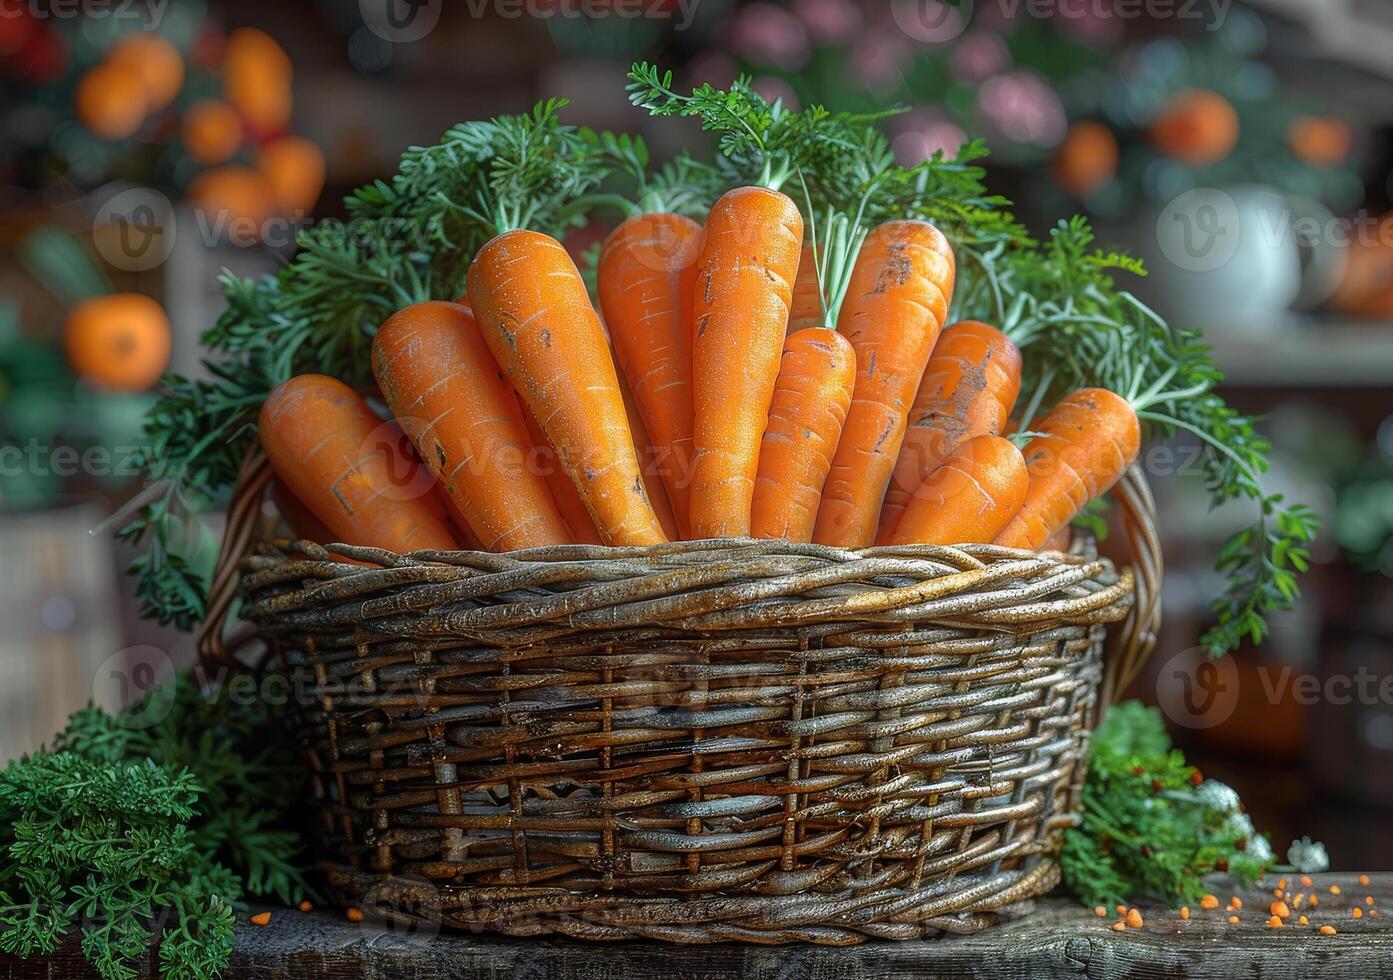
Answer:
top-left (791, 0), bottom-right (862, 45)
top-left (950, 31), bottom-right (1010, 82)
top-left (726, 2), bottom-right (811, 72)
top-left (890, 107), bottom-right (966, 164)
top-left (751, 75), bottom-right (801, 110)
top-left (684, 52), bottom-right (738, 91)
top-left (978, 71), bottom-right (1067, 146)
top-left (851, 30), bottom-right (912, 90)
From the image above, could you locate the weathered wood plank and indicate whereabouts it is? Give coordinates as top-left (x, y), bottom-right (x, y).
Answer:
top-left (4, 874), bottom-right (1391, 979)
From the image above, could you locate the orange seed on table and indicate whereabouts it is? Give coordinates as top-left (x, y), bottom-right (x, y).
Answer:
top-left (250, 912), bottom-right (271, 927)
top-left (1267, 915), bottom-right (1283, 928)
top-left (1112, 921), bottom-right (1127, 932)
top-left (1353, 908), bottom-right (1363, 919)
top-left (1126, 909), bottom-right (1143, 929)
top-left (1228, 915), bottom-right (1240, 925)
top-left (1179, 906), bottom-right (1191, 920)
top-left (1331, 885), bottom-right (1342, 895)
top-left (1301, 875), bottom-right (1313, 887)
top-left (1320, 925), bottom-right (1337, 936)
top-left (1201, 894), bottom-right (1220, 910)
top-left (1367, 896), bottom-right (1375, 906)
top-left (1094, 906), bottom-right (1107, 917)
top-left (1298, 915), bottom-right (1309, 926)
top-left (298, 901), bottom-right (313, 912)
top-left (1270, 901), bottom-right (1291, 918)
top-left (1360, 875), bottom-right (1370, 886)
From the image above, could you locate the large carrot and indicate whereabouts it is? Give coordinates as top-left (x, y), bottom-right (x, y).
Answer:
top-left (466, 229), bottom-right (667, 546)
top-left (372, 300), bottom-right (572, 551)
top-left (519, 401), bottom-right (603, 545)
top-left (787, 243), bottom-right (824, 334)
top-left (750, 328), bottom-right (856, 540)
top-left (814, 220), bottom-right (955, 547)
top-left (877, 320), bottom-right (1022, 543)
top-left (994, 388), bottom-right (1141, 550)
top-left (688, 185), bottom-right (804, 537)
top-left (597, 211), bottom-right (701, 536)
top-left (258, 374), bottom-right (459, 554)
top-left (615, 365), bottom-right (682, 541)
top-left (888, 435), bottom-right (1026, 546)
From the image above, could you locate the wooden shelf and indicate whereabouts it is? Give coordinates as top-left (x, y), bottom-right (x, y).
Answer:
top-left (1205, 321), bottom-right (1393, 387)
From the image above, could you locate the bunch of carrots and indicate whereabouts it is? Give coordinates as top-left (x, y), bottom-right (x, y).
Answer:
top-left (260, 187), bottom-right (1141, 558)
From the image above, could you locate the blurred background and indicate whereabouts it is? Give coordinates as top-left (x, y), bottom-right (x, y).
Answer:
top-left (2, 0), bottom-right (1391, 867)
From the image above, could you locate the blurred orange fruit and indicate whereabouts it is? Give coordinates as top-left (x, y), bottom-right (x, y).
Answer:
top-left (257, 135), bottom-right (325, 215)
top-left (189, 165), bottom-right (276, 244)
top-left (182, 99), bottom-right (242, 165)
top-left (75, 62), bottom-right (147, 140)
top-left (64, 294), bottom-right (171, 392)
top-left (222, 28), bottom-right (292, 135)
top-left (1052, 121), bottom-right (1118, 197)
top-left (1288, 116), bottom-right (1352, 168)
top-left (108, 33), bottom-right (184, 110)
top-left (1150, 89), bottom-right (1239, 168)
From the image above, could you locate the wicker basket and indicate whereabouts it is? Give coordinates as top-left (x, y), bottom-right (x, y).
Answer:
top-left (201, 453), bottom-right (1160, 945)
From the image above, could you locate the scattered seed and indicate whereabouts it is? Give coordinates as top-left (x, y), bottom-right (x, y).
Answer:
top-left (1270, 901), bottom-right (1291, 919)
top-left (1227, 915), bottom-right (1240, 925)
top-left (298, 901), bottom-right (313, 912)
top-left (1201, 894), bottom-right (1220, 910)
top-left (1179, 906), bottom-right (1191, 920)
top-left (1366, 897), bottom-right (1375, 907)
top-left (1116, 904), bottom-right (1127, 916)
top-left (1293, 893), bottom-right (1305, 909)
top-left (1268, 915), bottom-right (1283, 928)
top-left (1127, 909), bottom-right (1144, 929)
top-left (1353, 908), bottom-right (1363, 919)
top-left (1094, 906), bottom-right (1108, 918)
top-left (1301, 875), bottom-right (1313, 887)
top-left (1112, 921), bottom-right (1127, 932)
top-left (1320, 925), bottom-right (1337, 936)
top-left (1310, 895), bottom-right (1320, 907)
top-left (1371, 910), bottom-right (1380, 918)
top-left (1278, 879), bottom-right (1288, 890)
top-left (1298, 915), bottom-right (1309, 926)
top-left (250, 912), bottom-right (271, 927)
top-left (346, 907), bottom-right (365, 923)
top-left (1360, 875), bottom-right (1370, 887)
top-left (1229, 896), bottom-right (1243, 910)
top-left (1331, 885), bottom-right (1342, 895)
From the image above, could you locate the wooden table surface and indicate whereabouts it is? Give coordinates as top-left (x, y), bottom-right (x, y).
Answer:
top-left (5, 873), bottom-right (1392, 979)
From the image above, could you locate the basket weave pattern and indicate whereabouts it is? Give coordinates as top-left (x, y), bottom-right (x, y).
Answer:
top-left (210, 461), bottom-right (1160, 944)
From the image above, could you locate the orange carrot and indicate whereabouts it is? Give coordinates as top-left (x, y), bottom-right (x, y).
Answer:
top-left (519, 401), bottom-right (603, 544)
top-left (751, 328), bottom-right (856, 541)
top-left (271, 477), bottom-right (334, 543)
top-left (466, 229), bottom-right (667, 546)
top-left (887, 435), bottom-right (1026, 546)
top-left (618, 366), bottom-right (682, 541)
top-left (688, 186), bottom-right (804, 537)
top-left (787, 243), bottom-right (824, 334)
top-left (994, 388), bottom-right (1141, 550)
top-left (877, 320), bottom-right (1022, 542)
top-left (372, 300), bottom-right (572, 550)
top-left (597, 211), bottom-right (701, 536)
top-left (814, 220), bottom-right (955, 547)
top-left (258, 375), bottom-right (458, 554)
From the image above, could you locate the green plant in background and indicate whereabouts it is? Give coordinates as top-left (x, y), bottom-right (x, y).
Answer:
top-left (0, 673), bottom-right (311, 980)
top-left (1061, 701), bottom-right (1273, 908)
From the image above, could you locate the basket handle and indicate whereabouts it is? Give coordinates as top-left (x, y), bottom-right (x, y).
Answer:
top-left (1101, 463), bottom-right (1162, 705)
top-left (197, 445), bottom-right (273, 671)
